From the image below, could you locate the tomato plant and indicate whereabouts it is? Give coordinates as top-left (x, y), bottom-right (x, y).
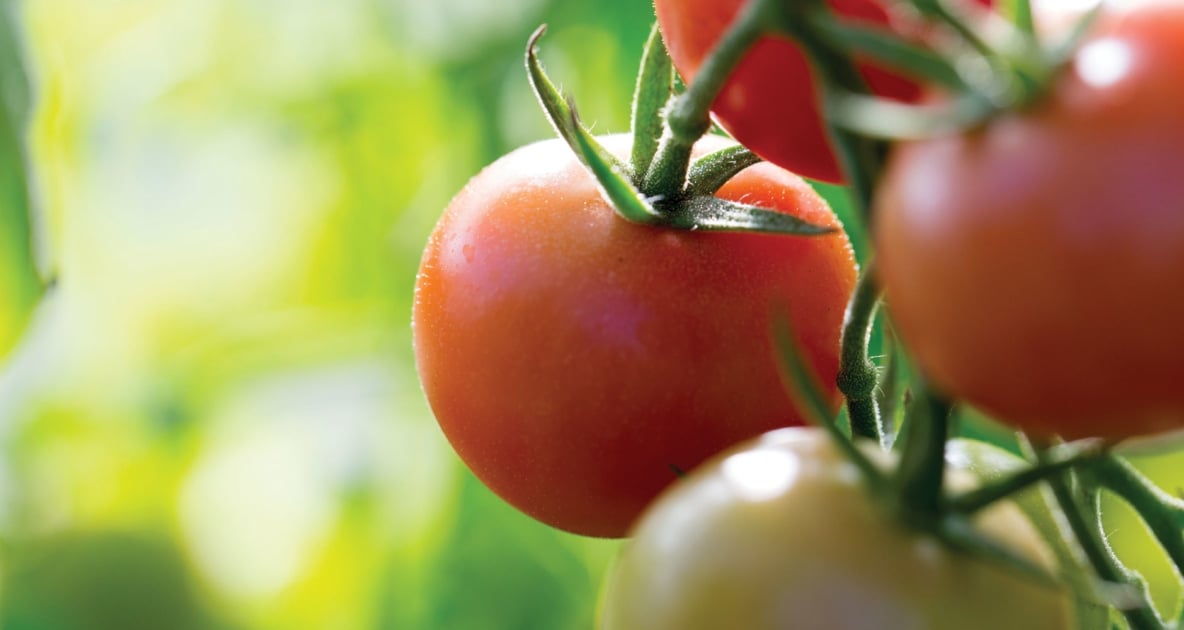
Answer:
top-left (654, 0), bottom-right (971, 184)
top-left (413, 133), bottom-right (857, 538)
top-left (875, 0), bottom-right (1184, 441)
top-left (600, 427), bottom-right (1073, 629)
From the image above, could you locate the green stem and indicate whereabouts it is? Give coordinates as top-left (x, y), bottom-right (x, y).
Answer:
top-left (893, 382), bottom-right (951, 518)
top-left (773, 316), bottom-right (888, 491)
top-left (642, 0), bottom-right (771, 199)
top-left (928, 1), bottom-right (996, 62)
top-left (948, 442), bottom-right (1105, 515)
top-left (1046, 463), bottom-right (1164, 630)
top-left (760, 0), bottom-right (892, 448)
top-left (774, 6), bottom-right (886, 221)
top-left (1092, 455), bottom-right (1184, 583)
top-left (630, 23), bottom-right (674, 181)
top-left (785, 13), bottom-right (889, 443)
top-left (836, 262), bottom-right (882, 444)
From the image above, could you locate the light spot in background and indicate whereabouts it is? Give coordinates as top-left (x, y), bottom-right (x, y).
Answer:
top-left (1076, 38), bottom-right (1134, 89)
top-left (178, 360), bottom-right (458, 600)
top-left (385, 0), bottom-right (547, 61)
top-left (722, 449), bottom-right (799, 502)
top-left (179, 429), bottom-right (334, 599)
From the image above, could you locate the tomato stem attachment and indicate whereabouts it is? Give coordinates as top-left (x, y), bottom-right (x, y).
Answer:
top-left (642, 0), bottom-right (770, 199)
top-left (526, 25), bottom-right (834, 236)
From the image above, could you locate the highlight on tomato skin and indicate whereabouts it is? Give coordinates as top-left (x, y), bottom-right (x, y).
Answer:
top-left (874, 0), bottom-right (1184, 441)
top-left (599, 427), bottom-right (1074, 630)
top-left (653, 0), bottom-right (990, 184)
top-left (412, 134), bottom-right (857, 538)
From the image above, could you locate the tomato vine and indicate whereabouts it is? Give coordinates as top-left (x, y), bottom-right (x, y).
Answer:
top-left (414, 0), bottom-right (1184, 626)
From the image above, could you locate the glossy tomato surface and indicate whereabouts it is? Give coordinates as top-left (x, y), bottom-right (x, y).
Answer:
top-left (413, 134), bottom-right (856, 537)
top-left (876, 0), bottom-right (1184, 441)
top-left (655, 0), bottom-right (938, 183)
top-left (600, 428), bottom-right (1072, 629)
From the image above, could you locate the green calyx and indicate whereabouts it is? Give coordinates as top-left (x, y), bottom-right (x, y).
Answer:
top-left (525, 25), bottom-right (834, 237)
top-left (799, 0), bottom-right (1105, 141)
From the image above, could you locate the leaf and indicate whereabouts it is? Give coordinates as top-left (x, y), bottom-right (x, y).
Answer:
top-left (1009, 0), bottom-right (1036, 35)
top-left (526, 25), bottom-right (661, 225)
top-left (525, 26), bottom-right (621, 172)
top-left (685, 144), bottom-right (762, 197)
top-left (0, 2), bottom-right (44, 361)
top-left (568, 111), bottom-right (664, 224)
top-left (629, 23), bottom-right (673, 183)
top-left (669, 196), bottom-right (836, 235)
top-left (808, 12), bottom-right (967, 92)
top-left (1045, 2), bottom-right (1104, 66)
top-left (524, 26), bottom-right (581, 154)
top-left (828, 90), bottom-right (995, 140)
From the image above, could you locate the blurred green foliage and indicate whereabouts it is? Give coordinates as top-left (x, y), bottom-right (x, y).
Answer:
top-left (2, 0), bottom-right (1182, 628)
top-left (0, 0), bottom-right (43, 361)
top-left (0, 0), bottom-right (651, 627)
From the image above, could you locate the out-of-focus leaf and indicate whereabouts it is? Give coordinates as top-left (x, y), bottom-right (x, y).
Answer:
top-left (374, 473), bottom-right (618, 630)
top-left (0, 530), bottom-right (230, 630)
top-left (0, 1), bottom-right (44, 362)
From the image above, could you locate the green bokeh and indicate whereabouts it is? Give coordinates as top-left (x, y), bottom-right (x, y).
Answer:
top-left (0, 0), bottom-right (641, 627)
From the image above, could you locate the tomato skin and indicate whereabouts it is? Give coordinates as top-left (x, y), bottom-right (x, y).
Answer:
top-left (655, 0), bottom-right (943, 184)
top-left (875, 0), bottom-right (1184, 441)
top-left (600, 428), bottom-right (1072, 630)
top-left (413, 134), bottom-right (856, 537)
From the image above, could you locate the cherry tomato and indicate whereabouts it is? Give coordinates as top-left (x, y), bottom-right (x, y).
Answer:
top-left (875, 0), bottom-right (1184, 441)
top-left (600, 428), bottom-right (1073, 629)
top-left (655, 0), bottom-right (964, 184)
top-left (413, 134), bottom-right (856, 537)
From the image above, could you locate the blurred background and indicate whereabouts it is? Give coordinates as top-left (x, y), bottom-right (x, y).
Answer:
top-left (1, 0), bottom-right (1182, 628)
top-left (0, 0), bottom-right (655, 627)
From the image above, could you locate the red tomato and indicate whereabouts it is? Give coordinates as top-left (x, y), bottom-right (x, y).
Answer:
top-left (655, 0), bottom-right (965, 184)
top-left (601, 428), bottom-right (1073, 629)
top-left (413, 134), bottom-right (857, 537)
top-left (875, 0), bottom-right (1184, 441)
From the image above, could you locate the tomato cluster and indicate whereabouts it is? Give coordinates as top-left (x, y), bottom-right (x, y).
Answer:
top-left (413, 0), bottom-right (1184, 626)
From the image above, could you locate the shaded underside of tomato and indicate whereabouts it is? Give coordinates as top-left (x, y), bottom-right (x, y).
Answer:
top-left (654, 0), bottom-right (931, 184)
top-left (875, 0), bottom-right (1184, 441)
top-left (413, 134), bottom-right (856, 537)
top-left (600, 427), bottom-right (1073, 629)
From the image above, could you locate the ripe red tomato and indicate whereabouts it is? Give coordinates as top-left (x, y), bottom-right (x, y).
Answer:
top-left (875, 0), bottom-right (1184, 441)
top-left (655, 0), bottom-right (954, 184)
top-left (413, 134), bottom-right (857, 537)
top-left (600, 427), bottom-right (1073, 629)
